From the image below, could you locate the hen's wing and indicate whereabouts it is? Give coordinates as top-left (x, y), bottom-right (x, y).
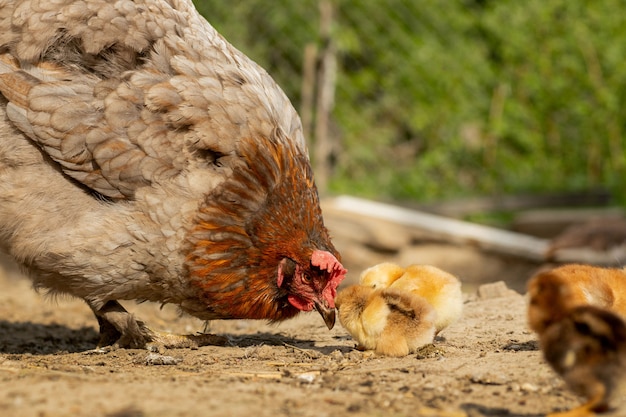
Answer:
top-left (0, 0), bottom-right (305, 199)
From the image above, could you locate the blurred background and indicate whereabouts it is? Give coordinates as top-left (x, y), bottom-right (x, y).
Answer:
top-left (185, 0), bottom-right (626, 290)
top-left (193, 0), bottom-right (626, 205)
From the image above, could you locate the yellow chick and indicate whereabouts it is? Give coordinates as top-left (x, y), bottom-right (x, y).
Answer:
top-left (359, 262), bottom-right (406, 288)
top-left (360, 262), bottom-right (463, 335)
top-left (335, 285), bottom-right (436, 357)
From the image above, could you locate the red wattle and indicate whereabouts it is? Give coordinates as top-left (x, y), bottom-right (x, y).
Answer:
top-left (288, 294), bottom-right (314, 311)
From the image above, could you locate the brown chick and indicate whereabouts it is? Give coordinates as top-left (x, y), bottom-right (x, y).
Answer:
top-left (335, 285), bottom-right (436, 357)
top-left (527, 265), bottom-right (626, 333)
top-left (528, 267), bottom-right (626, 416)
top-left (360, 262), bottom-right (463, 335)
top-left (0, 0), bottom-right (346, 349)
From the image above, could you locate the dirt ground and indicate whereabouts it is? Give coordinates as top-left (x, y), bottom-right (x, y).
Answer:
top-left (0, 254), bottom-right (623, 417)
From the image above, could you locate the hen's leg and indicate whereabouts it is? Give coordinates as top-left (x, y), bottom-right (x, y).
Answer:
top-left (88, 300), bottom-right (228, 349)
top-left (89, 300), bottom-right (155, 348)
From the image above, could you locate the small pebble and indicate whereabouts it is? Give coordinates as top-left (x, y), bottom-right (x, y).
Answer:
top-left (297, 371), bottom-right (318, 383)
top-left (521, 383), bottom-right (539, 392)
top-left (476, 281), bottom-right (518, 299)
top-left (143, 353), bottom-right (181, 366)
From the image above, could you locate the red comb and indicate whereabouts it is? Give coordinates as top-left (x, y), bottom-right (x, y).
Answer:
top-left (312, 250), bottom-right (347, 307)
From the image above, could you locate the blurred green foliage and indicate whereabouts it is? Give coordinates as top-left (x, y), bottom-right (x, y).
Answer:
top-left (192, 0), bottom-right (626, 204)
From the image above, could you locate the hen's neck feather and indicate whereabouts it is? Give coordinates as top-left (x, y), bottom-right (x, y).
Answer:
top-left (184, 133), bottom-right (335, 321)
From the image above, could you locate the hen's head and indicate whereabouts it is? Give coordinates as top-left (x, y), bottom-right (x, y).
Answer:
top-left (277, 250), bottom-right (346, 329)
top-left (185, 134), bottom-right (347, 328)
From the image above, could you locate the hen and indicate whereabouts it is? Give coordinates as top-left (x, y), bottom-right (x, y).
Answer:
top-left (0, 0), bottom-right (346, 348)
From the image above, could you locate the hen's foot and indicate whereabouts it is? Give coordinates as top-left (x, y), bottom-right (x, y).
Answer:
top-left (149, 332), bottom-right (229, 349)
top-left (88, 300), bottom-right (227, 349)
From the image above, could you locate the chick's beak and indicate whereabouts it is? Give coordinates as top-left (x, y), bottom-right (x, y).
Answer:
top-left (315, 301), bottom-right (336, 330)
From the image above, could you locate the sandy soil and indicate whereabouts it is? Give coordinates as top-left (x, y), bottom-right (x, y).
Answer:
top-left (0, 256), bottom-right (622, 417)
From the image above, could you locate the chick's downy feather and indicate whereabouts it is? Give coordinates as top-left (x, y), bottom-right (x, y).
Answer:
top-left (0, 0), bottom-right (346, 347)
top-left (360, 262), bottom-right (463, 335)
top-left (335, 285), bottom-right (436, 357)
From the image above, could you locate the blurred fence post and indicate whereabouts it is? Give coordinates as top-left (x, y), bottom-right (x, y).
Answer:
top-left (300, 43), bottom-right (317, 147)
top-left (312, 0), bottom-right (337, 195)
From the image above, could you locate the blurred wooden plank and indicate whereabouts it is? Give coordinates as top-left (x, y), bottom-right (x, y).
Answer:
top-left (416, 189), bottom-right (612, 218)
top-left (328, 195), bottom-right (550, 261)
top-left (511, 207), bottom-right (625, 238)
top-left (551, 246), bottom-right (626, 266)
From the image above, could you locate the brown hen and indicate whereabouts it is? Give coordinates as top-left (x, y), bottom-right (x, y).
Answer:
top-left (0, 0), bottom-right (346, 348)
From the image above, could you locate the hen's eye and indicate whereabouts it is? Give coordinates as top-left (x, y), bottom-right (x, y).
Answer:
top-left (302, 274), bottom-right (312, 283)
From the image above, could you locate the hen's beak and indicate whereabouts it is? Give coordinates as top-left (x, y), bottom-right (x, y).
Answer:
top-left (315, 301), bottom-right (336, 330)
